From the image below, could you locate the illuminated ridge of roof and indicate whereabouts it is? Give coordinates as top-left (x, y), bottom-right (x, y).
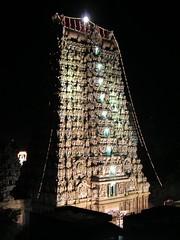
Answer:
top-left (52, 13), bottom-right (114, 41)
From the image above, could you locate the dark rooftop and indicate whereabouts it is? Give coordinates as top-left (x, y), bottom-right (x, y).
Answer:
top-left (29, 205), bottom-right (124, 240)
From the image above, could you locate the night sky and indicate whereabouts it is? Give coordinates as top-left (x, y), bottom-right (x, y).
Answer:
top-left (0, 1), bottom-right (179, 179)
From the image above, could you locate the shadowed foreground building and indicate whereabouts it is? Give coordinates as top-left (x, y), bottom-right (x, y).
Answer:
top-left (19, 13), bottom-right (150, 225)
top-left (123, 205), bottom-right (180, 239)
top-left (29, 205), bottom-right (124, 239)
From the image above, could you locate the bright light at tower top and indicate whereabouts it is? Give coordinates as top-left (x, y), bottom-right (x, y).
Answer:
top-left (18, 151), bottom-right (27, 165)
top-left (83, 16), bottom-right (89, 23)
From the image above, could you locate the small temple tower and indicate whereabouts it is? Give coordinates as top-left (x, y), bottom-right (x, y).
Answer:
top-left (31, 13), bottom-right (150, 224)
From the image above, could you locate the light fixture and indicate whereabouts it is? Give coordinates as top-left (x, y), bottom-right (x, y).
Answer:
top-left (93, 46), bottom-right (100, 56)
top-left (98, 77), bottom-right (103, 85)
top-left (83, 16), bottom-right (89, 24)
top-left (101, 111), bottom-right (107, 118)
top-left (104, 128), bottom-right (110, 137)
top-left (99, 93), bottom-right (105, 102)
top-left (96, 63), bottom-right (103, 71)
top-left (106, 146), bottom-right (112, 156)
top-left (110, 165), bottom-right (116, 175)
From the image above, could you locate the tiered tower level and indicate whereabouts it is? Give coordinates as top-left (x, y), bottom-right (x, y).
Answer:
top-left (34, 13), bottom-right (150, 222)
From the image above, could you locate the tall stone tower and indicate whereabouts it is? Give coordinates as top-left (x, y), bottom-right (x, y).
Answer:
top-left (31, 13), bottom-right (150, 224)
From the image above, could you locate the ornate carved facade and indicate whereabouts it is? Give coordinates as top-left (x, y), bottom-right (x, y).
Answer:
top-left (33, 13), bottom-right (150, 225)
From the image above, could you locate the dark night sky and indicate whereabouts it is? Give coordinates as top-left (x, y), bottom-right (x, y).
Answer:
top-left (0, 1), bottom-right (180, 178)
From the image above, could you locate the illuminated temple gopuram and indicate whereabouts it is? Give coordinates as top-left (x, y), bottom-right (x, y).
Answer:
top-left (31, 13), bottom-right (150, 225)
